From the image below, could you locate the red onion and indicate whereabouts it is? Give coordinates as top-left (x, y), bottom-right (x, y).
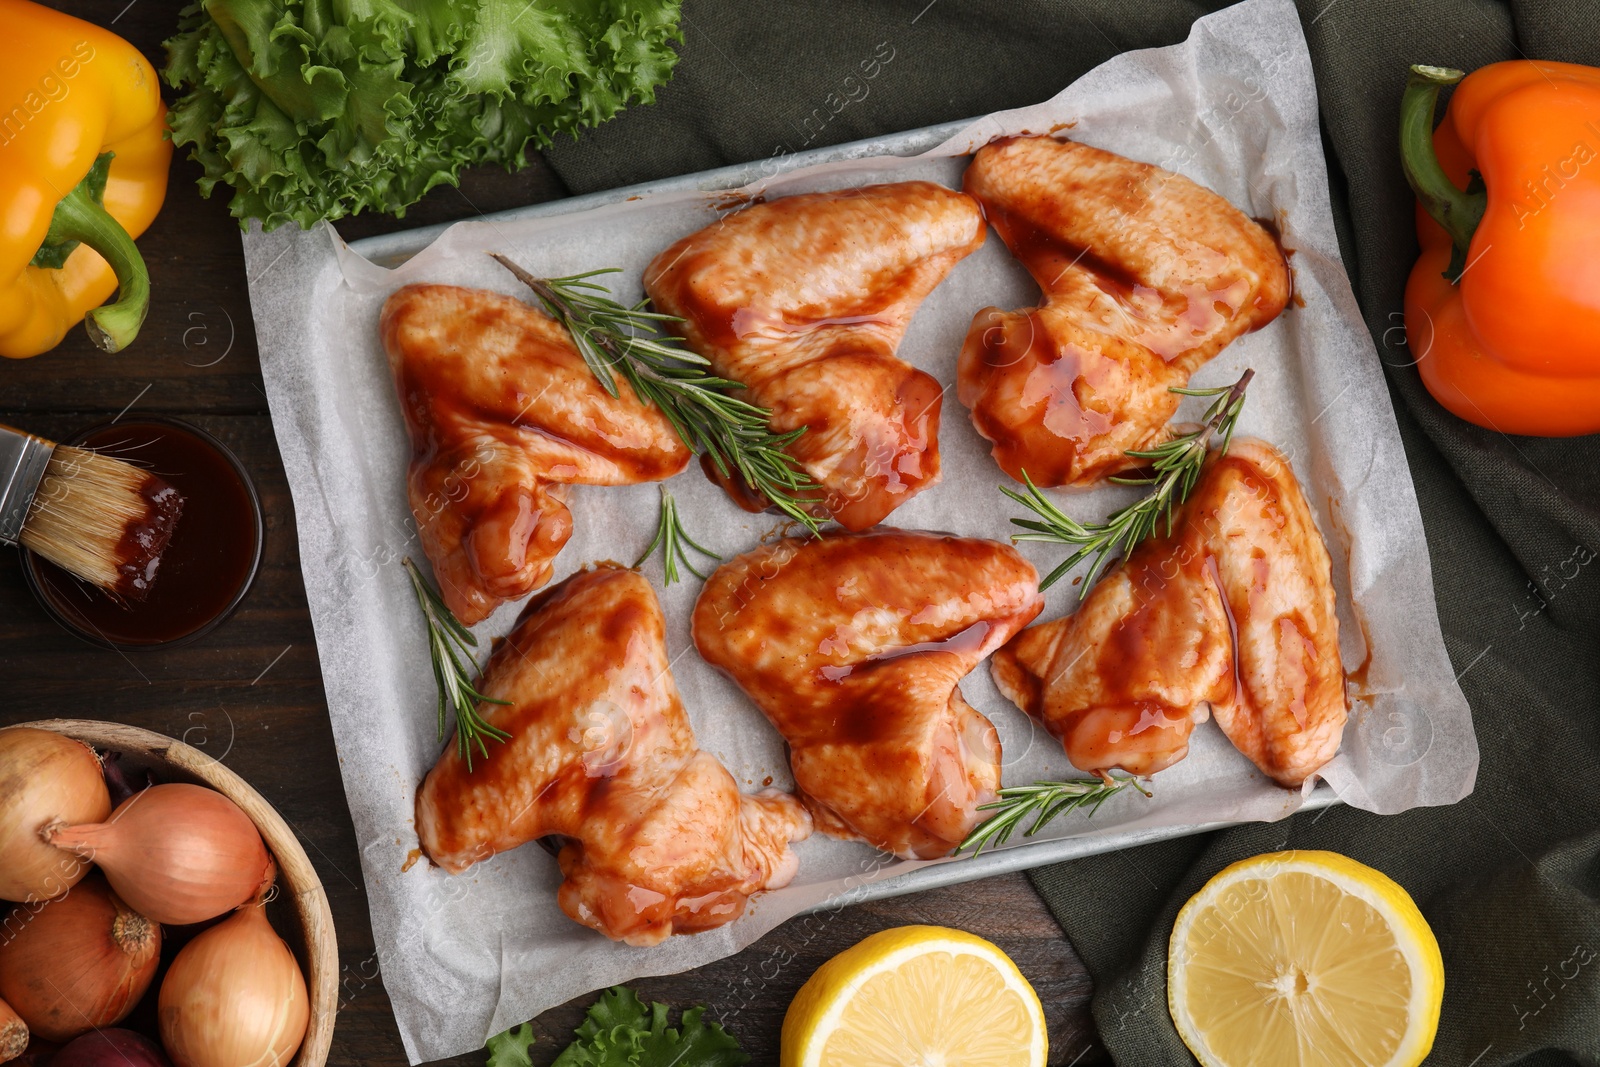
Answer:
top-left (3, 1042), bottom-right (56, 1067)
top-left (46, 783), bottom-right (272, 926)
top-left (52, 1030), bottom-right (172, 1067)
top-left (98, 752), bottom-right (152, 808)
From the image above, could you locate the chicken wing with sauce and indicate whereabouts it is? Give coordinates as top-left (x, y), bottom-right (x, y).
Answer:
top-left (693, 530), bottom-right (1043, 859)
top-left (959, 136), bottom-right (1290, 486)
top-left (381, 284), bottom-right (691, 626)
top-left (991, 440), bottom-right (1346, 787)
top-left (645, 182), bottom-right (985, 529)
top-left (414, 564), bottom-right (810, 946)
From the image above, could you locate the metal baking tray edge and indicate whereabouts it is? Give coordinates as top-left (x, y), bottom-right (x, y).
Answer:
top-left (347, 120), bottom-right (972, 264)
top-left (346, 121), bottom-right (1341, 912)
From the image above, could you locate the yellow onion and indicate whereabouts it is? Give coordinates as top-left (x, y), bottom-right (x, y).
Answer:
top-left (0, 729), bottom-right (109, 903)
top-left (0, 997), bottom-right (25, 1065)
top-left (0, 875), bottom-right (160, 1043)
top-left (159, 893), bottom-right (309, 1067)
top-left (47, 783), bottom-right (272, 926)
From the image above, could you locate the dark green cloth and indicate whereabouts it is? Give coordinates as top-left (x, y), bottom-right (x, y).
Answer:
top-left (543, 2), bottom-right (1600, 1063)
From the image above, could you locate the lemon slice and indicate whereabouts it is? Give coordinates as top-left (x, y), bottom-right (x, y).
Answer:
top-left (781, 925), bottom-right (1047, 1067)
top-left (1168, 849), bottom-right (1444, 1067)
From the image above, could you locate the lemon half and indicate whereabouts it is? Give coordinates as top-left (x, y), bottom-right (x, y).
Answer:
top-left (781, 925), bottom-right (1047, 1067)
top-left (1168, 849), bottom-right (1444, 1067)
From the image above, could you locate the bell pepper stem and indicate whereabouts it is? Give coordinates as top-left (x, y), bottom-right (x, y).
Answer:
top-left (43, 178), bottom-right (151, 353)
top-left (1400, 64), bottom-right (1487, 283)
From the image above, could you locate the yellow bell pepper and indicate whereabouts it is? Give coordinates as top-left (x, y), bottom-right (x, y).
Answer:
top-left (0, 0), bottom-right (171, 359)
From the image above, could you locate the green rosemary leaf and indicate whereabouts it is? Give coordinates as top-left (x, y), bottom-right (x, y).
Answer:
top-left (490, 254), bottom-right (826, 535)
top-left (1003, 369), bottom-right (1254, 594)
top-left (634, 486), bottom-right (721, 584)
top-left (957, 776), bottom-right (1149, 858)
top-left (404, 558), bottom-right (511, 773)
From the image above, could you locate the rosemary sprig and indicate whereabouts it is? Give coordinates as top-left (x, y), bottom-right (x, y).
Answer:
top-left (491, 254), bottom-right (824, 535)
top-left (958, 776), bottom-right (1149, 857)
top-left (403, 558), bottom-right (511, 771)
top-left (1004, 369), bottom-right (1255, 592)
top-left (634, 486), bottom-right (721, 584)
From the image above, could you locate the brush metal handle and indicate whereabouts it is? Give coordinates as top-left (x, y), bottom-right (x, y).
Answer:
top-left (0, 424), bottom-right (56, 546)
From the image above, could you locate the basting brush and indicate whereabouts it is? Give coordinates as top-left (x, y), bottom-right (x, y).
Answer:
top-left (0, 423), bottom-right (185, 599)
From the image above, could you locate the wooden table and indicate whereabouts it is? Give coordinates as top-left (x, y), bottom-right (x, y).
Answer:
top-left (0, 3), bottom-right (1102, 1063)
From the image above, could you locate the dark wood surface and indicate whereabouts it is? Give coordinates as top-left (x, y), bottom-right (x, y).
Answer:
top-left (0, 3), bottom-right (1102, 1064)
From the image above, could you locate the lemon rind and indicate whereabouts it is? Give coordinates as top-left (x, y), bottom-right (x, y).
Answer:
top-left (789, 927), bottom-right (1047, 1067)
top-left (1168, 850), bottom-right (1443, 1067)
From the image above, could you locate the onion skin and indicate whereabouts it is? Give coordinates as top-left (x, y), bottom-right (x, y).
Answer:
top-left (53, 1029), bottom-right (173, 1067)
top-left (159, 901), bottom-right (309, 1067)
top-left (0, 875), bottom-right (160, 1043)
top-left (0, 729), bottom-right (109, 903)
top-left (47, 783), bottom-right (272, 926)
top-left (0, 997), bottom-right (25, 1065)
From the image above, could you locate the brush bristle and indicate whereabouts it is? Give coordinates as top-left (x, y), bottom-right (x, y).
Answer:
top-left (19, 446), bottom-right (185, 598)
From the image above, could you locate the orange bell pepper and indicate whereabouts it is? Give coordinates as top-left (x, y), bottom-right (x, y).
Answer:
top-left (0, 0), bottom-right (171, 359)
top-left (1400, 61), bottom-right (1600, 437)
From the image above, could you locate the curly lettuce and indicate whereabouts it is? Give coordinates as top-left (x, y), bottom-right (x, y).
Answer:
top-left (484, 988), bottom-right (748, 1067)
top-left (162, 0), bottom-right (682, 229)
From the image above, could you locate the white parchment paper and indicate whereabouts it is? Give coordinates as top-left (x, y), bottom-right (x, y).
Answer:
top-left (239, 0), bottom-right (1476, 1059)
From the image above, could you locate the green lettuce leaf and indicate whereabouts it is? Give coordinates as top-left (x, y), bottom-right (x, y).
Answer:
top-left (486, 1021), bottom-right (538, 1067)
top-left (484, 987), bottom-right (748, 1067)
top-left (554, 988), bottom-right (748, 1067)
top-left (162, 0), bottom-right (682, 229)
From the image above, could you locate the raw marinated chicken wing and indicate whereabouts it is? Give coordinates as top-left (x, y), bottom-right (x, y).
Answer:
top-left (959, 136), bottom-right (1290, 486)
top-left (693, 530), bottom-right (1043, 859)
top-left (645, 182), bottom-right (985, 528)
top-left (415, 565), bottom-right (810, 946)
top-left (991, 440), bottom-right (1347, 787)
top-left (381, 284), bottom-right (690, 626)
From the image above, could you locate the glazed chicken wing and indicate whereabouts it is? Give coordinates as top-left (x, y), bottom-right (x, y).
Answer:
top-left (991, 440), bottom-right (1346, 787)
top-left (693, 530), bottom-right (1043, 859)
top-left (959, 136), bottom-right (1290, 486)
top-left (381, 284), bottom-right (691, 625)
top-left (415, 565), bottom-right (810, 946)
top-left (645, 182), bottom-right (985, 529)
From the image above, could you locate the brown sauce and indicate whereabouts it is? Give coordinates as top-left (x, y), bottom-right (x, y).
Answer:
top-left (700, 452), bottom-right (771, 514)
top-left (818, 620), bottom-right (994, 683)
top-left (1206, 555), bottom-right (1245, 707)
top-left (1345, 607), bottom-right (1376, 699)
top-left (979, 199), bottom-right (1256, 370)
top-left (27, 419), bottom-right (262, 648)
top-left (983, 203), bottom-right (1150, 303)
top-left (968, 311), bottom-right (1111, 486)
top-left (1252, 215), bottom-right (1300, 309)
top-left (710, 190), bottom-right (766, 213)
top-left (730, 308), bottom-right (892, 338)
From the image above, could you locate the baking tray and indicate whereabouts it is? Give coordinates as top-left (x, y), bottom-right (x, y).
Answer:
top-left (346, 120), bottom-right (1339, 911)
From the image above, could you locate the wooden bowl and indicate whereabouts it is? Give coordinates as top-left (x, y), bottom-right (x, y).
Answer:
top-left (17, 720), bottom-right (337, 1067)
